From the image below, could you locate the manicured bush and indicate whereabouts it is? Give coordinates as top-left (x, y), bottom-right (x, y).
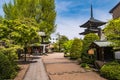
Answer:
top-left (70, 38), bottom-right (83, 59)
top-left (81, 33), bottom-right (99, 64)
top-left (0, 47), bottom-right (18, 67)
top-left (81, 63), bottom-right (90, 69)
top-left (0, 46), bottom-right (20, 79)
top-left (63, 40), bottom-right (73, 54)
top-left (0, 52), bottom-right (17, 79)
top-left (100, 61), bottom-right (120, 80)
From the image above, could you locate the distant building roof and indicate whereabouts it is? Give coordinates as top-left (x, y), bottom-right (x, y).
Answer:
top-left (93, 41), bottom-right (112, 47)
top-left (109, 2), bottom-right (120, 13)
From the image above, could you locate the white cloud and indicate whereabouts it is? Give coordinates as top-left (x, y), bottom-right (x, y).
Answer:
top-left (55, 1), bottom-right (72, 13)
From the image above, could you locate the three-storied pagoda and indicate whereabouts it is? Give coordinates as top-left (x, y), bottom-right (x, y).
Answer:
top-left (79, 5), bottom-right (106, 38)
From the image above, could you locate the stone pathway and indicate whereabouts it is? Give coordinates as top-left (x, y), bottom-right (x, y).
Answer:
top-left (23, 55), bottom-right (49, 80)
top-left (42, 53), bottom-right (107, 80)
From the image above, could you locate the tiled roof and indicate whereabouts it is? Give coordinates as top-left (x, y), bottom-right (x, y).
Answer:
top-left (93, 41), bottom-right (112, 47)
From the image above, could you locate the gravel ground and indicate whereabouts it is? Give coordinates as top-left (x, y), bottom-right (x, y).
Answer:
top-left (42, 52), bottom-right (107, 80)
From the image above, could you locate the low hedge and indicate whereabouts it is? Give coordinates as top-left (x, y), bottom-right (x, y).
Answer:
top-left (100, 61), bottom-right (120, 80)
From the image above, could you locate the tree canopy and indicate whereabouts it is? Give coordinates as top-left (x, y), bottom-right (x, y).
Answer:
top-left (3, 0), bottom-right (56, 36)
top-left (0, 18), bottom-right (39, 46)
top-left (104, 18), bottom-right (120, 47)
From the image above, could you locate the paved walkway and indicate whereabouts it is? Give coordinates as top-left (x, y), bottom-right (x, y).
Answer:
top-left (23, 55), bottom-right (49, 80)
top-left (42, 53), bottom-right (107, 80)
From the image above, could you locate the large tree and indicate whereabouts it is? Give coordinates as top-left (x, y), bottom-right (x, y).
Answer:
top-left (104, 18), bottom-right (120, 47)
top-left (3, 0), bottom-right (56, 36)
top-left (0, 18), bottom-right (39, 46)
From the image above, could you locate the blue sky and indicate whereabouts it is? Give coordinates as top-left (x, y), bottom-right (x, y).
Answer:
top-left (0, 0), bottom-right (120, 39)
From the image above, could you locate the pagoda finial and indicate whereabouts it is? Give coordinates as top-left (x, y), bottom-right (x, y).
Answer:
top-left (90, 4), bottom-right (94, 19)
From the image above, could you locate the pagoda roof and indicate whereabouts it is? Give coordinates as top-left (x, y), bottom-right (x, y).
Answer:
top-left (80, 17), bottom-right (106, 28)
top-left (79, 28), bottom-right (99, 35)
top-left (80, 5), bottom-right (106, 28)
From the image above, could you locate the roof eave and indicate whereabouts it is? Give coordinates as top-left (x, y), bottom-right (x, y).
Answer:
top-left (109, 2), bottom-right (120, 13)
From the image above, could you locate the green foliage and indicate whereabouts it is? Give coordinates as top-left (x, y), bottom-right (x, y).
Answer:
top-left (81, 63), bottom-right (90, 69)
top-left (100, 61), bottom-right (120, 80)
top-left (59, 35), bottom-right (69, 51)
top-left (3, 0), bottom-right (56, 36)
top-left (54, 35), bottom-right (69, 52)
top-left (0, 52), bottom-right (17, 79)
top-left (70, 38), bottom-right (83, 59)
top-left (0, 18), bottom-right (39, 46)
top-left (0, 45), bottom-right (21, 79)
top-left (81, 33), bottom-right (99, 63)
top-left (63, 40), bottom-right (73, 54)
top-left (0, 47), bottom-right (18, 61)
top-left (104, 18), bottom-right (120, 47)
top-left (0, 16), bottom-right (3, 23)
top-left (53, 42), bottom-right (59, 52)
top-left (64, 53), bottom-right (70, 57)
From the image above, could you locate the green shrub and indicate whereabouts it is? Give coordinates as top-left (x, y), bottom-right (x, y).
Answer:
top-left (63, 40), bottom-right (73, 54)
top-left (70, 38), bottom-right (83, 59)
top-left (0, 47), bottom-right (18, 67)
top-left (100, 61), bottom-right (120, 80)
top-left (81, 33), bottom-right (99, 64)
top-left (81, 55), bottom-right (96, 64)
top-left (81, 63), bottom-right (90, 69)
top-left (64, 53), bottom-right (70, 57)
top-left (0, 52), bottom-right (17, 79)
top-left (0, 46), bottom-right (20, 79)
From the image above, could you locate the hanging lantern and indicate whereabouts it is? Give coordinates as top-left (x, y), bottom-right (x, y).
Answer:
top-left (88, 49), bottom-right (94, 55)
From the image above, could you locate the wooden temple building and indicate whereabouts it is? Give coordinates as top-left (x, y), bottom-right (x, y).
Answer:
top-left (90, 41), bottom-right (114, 61)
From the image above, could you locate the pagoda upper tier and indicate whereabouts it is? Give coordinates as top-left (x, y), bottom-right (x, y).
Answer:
top-left (79, 5), bottom-right (106, 35)
top-left (80, 17), bottom-right (106, 28)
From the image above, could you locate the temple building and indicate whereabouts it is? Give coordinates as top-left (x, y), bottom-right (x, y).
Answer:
top-left (79, 5), bottom-right (115, 63)
top-left (109, 2), bottom-right (120, 19)
top-left (79, 5), bottom-right (106, 39)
